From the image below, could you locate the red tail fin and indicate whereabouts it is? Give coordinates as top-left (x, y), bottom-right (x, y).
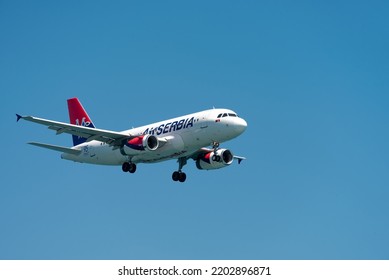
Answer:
top-left (67, 98), bottom-right (95, 146)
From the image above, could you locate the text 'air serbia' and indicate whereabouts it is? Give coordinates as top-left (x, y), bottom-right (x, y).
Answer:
top-left (16, 98), bottom-right (247, 182)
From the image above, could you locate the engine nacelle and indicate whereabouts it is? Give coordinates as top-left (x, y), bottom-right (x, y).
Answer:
top-left (121, 134), bottom-right (159, 155)
top-left (196, 149), bottom-right (234, 170)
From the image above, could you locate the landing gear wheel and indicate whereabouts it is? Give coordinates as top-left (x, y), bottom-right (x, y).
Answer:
top-left (178, 172), bottom-right (186, 182)
top-left (128, 163), bottom-right (137, 173)
top-left (172, 157), bottom-right (188, 183)
top-left (172, 171), bottom-right (180, 181)
top-left (172, 171), bottom-right (186, 182)
top-left (212, 155), bottom-right (221, 162)
top-left (122, 162), bottom-right (136, 173)
top-left (122, 162), bottom-right (130, 172)
top-left (211, 141), bottom-right (221, 162)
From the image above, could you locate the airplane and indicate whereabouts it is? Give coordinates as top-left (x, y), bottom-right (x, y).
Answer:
top-left (16, 98), bottom-right (247, 182)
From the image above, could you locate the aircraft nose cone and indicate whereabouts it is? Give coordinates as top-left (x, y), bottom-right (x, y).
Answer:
top-left (235, 118), bottom-right (247, 134)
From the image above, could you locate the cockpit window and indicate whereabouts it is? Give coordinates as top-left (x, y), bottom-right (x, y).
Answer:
top-left (217, 112), bottom-right (239, 118)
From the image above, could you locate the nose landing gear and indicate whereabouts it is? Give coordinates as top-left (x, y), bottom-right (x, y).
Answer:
top-left (211, 141), bottom-right (221, 162)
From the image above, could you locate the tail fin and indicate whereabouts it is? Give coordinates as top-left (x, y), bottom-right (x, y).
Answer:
top-left (67, 97), bottom-right (96, 146)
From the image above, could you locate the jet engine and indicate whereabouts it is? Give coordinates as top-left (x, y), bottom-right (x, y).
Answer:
top-left (196, 148), bottom-right (234, 170)
top-left (121, 134), bottom-right (159, 155)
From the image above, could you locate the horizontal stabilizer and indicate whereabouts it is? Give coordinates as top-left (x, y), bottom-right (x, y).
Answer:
top-left (28, 142), bottom-right (81, 155)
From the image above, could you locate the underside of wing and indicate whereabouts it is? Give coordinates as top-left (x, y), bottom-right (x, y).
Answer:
top-left (189, 147), bottom-right (214, 161)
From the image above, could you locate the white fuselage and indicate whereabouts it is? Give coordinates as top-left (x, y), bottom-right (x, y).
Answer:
top-left (61, 108), bottom-right (247, 165)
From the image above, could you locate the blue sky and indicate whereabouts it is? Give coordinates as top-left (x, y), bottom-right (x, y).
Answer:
top-left (1, 1), bottom-right (388, 259)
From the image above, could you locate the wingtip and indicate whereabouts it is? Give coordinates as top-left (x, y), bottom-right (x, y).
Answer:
top-left (235, 157), bottom-right (246, 164)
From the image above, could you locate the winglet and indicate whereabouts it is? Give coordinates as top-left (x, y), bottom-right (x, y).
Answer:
top-left (16, 114), bottom-right (23, 122)
top-left (234, 156), bottom-right (246, 164)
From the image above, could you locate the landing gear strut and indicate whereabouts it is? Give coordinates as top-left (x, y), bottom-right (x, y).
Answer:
top-left (122, 162), bottom-right (137, 173)
top-left (211, 141), bottom-right (221, 162)
top-left (172, 157), bottom-right (187, 183)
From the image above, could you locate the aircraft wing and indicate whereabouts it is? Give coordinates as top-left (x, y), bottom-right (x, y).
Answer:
top-left (16, 114), bottom-right (131, 146)
top-left (189, 148), bottom-right (213, 160)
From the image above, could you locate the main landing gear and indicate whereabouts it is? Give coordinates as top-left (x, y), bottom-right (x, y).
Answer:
top-left (172, 171), bottom-right (186, 182)
top-left (122, 162), bottom-right (137, 173)
top-left (172, 157), bottom-right (187, 183)
top-left (122, 157), bottom-right (189, 183)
